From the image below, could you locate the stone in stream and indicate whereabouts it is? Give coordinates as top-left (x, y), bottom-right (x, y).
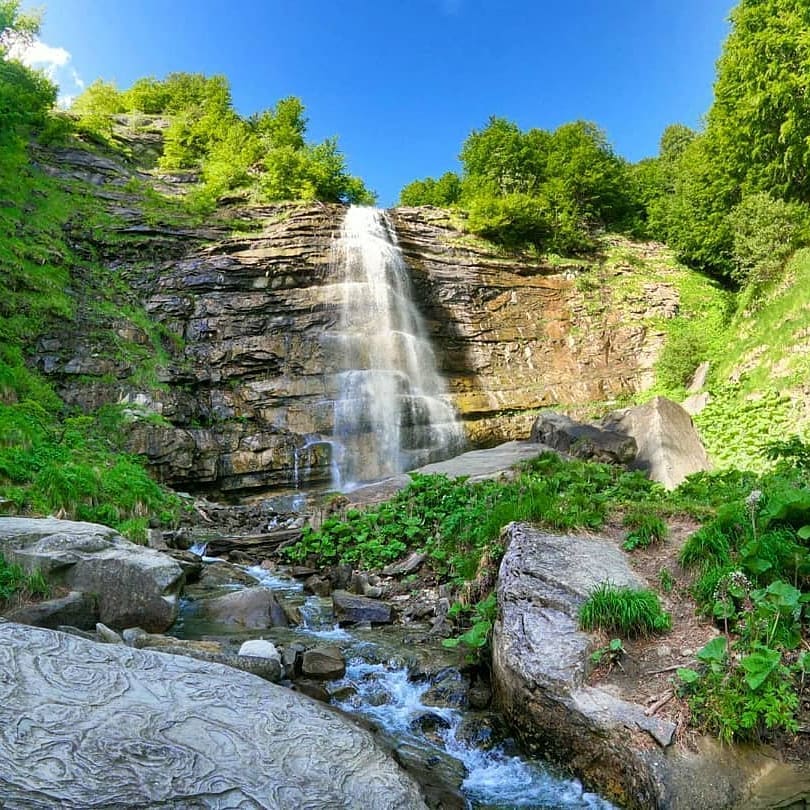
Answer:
top-left (0, 623), bottom-right (429, 808)
top-left (300, 645), bottom-right (346, 680)
top-left (198, 586), bottom-right (290, 629)
top-left (0, 517), bottom-right (183, 632)
top-left (332, 589), bottom-right (393, 626)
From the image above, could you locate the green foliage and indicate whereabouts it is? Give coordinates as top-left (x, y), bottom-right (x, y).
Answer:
top-left (693, 388), bottom-right (796, 473)
top-left (399, 172), bottom-right (462, 207)
top-left (399, 116), bottom-right (640, 254)
top-left (71, 80), bottom-right (125, 140)
top-left (727, 192), bottom-right (809, 290)
top-left (678, 626), bottom-right (802, 743)
top-left (622, 507), bottom-right (667, 551)
top-left (653, 319), bottom-right (708, 393)
top-left (0, 552), bottom-right (50, 603)
top-left (0, 402), bottom-right (181, 533)
top-left (442, 593), bottom-right (498, 652)
top-left (578, 583), bottom-right (671, 637)
top-left (708, 0), bottom-right (810, 204)
top-left (590, 637), bottom-right (626, 667)
top-left (287, 454), bottom-right (660, 578)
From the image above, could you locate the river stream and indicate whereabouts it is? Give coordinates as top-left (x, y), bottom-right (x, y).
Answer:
top-left (171, 560), bottom-right (614, 810)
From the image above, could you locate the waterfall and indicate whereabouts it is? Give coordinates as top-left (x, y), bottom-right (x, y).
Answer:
top-left (328, 206), bottom-right (464, 489)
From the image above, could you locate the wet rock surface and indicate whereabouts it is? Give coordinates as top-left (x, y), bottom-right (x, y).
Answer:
top-left (333, 590), bottom-right (394, 625)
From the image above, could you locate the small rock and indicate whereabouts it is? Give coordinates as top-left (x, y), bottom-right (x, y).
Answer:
top-left (95, 623), bottom-right (123, 644)
top-left (468, 682), bottom-right (492, 710)
top-left (304, 574), bottom-right (331, 597)
top-left (238, 639), bottom-right (280, 661)
top-left (656, 645), bottom-right (673, 659)
top-left (122, 627), bottom-right (146, 645)
top-left (382, 552), bottom-right (426, 577)
top-left (332, 590), bottom-right (393, 626)
top-left (300, 646), bottom-right (346, 680)
top-left (199, 587), bottom-right (289, 629)
top-left (294, 679), bottom-right (330, 702)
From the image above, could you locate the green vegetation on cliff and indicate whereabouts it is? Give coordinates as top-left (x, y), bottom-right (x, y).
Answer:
top-left (71, 76), bottom-right (375, 210)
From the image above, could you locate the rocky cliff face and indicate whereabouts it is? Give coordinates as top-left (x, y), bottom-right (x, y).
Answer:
top-left (34, 133), bottom-right (679, 495)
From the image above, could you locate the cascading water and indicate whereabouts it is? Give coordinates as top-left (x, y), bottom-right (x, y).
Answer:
top-left (328, 206), bottom-right (464, 489)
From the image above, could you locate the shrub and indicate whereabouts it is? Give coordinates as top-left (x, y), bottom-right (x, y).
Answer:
top-left (622, 507), bottom-right (667, 550)
top-left (578, 583), bottom-right (671, 637)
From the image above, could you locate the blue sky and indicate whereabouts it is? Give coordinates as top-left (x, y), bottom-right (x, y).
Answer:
top-left (27, 1), bottom-right (733, 205)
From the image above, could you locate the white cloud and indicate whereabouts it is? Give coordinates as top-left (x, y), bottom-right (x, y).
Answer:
top-left (8, 38), bottom-right (86, 108)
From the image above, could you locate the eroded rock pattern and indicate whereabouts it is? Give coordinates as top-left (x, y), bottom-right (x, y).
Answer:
top-left (0, 623), bottom-right (428, 809)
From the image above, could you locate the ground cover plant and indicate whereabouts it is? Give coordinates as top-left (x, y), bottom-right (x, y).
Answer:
top-left (674, 444), bottom-right (810, 742)
top-left (578, 583), bottom-right (671, 637)
top-left (0, 553), bottom-right (50, 605)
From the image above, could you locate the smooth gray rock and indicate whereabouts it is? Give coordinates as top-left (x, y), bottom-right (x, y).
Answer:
top-left (0, 623), bottom-right (427, 808)
top-left (601, 396), bottom-right (711, 489)
top-left (0, 518), bottom-right (183, 632)
top-left (493, 523), bottom-right (675, 808)
top-left (530, 411), bottom-right (637, 464)
top-left (198, 586), bottom-right (290, 629)
top-left (332, 590), bottom-right (393, 625)
top-left (3, 590), bottom-right (98, 630)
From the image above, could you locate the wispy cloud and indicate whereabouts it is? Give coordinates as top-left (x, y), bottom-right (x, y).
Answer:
top-left (8, 38), bottom-right (86, 108)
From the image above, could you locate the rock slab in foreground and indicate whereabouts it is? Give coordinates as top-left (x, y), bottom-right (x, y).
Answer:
top-left (0, 517), bottom-right (183, 632)
top-left (0, 623), bottom-right (428, 809)
top-left (492, 523), bottom-right (806, 810)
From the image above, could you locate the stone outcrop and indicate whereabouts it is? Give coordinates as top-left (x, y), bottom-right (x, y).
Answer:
top-left (492, 522), bottom-right (805, 810)
top-left (0, 622), bottom-right (428, 809)
top-left (602, 396), bottom-right (712, 489)
top-left (530, 411), bottom-right (637, 464)
top-left (31, 131), bottom-right (686, 494)
top-left (0, 517), bottom-right (183, 632)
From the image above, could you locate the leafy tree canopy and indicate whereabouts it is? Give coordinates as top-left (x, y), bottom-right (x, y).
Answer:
top-left (399, 116), bottom-right (640, 254)
top-left (69, 73), bottom-right (374, 206)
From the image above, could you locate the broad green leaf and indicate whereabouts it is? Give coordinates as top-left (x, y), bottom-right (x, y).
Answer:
top-left (740, 648), bottom-right (780, 690)
top-left (697, 636), bottom-right (727, 664)
top-left (677, 667), bottom-right (700, 685)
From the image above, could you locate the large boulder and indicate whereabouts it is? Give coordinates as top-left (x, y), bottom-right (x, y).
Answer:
top-left (601, 396), bottom-right (711, 489)
top-left (530, 411), bottom-right (637, 464)
top-left (492, 523), bottom-right (806, 809)
top-left (0, 518), bottom-right (183, 632)
top-left (0, 622), bottom-right (428, 809)
top-left (197, 586), bottom-right (290, 629)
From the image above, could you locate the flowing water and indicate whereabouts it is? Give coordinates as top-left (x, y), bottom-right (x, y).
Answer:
top-left (327, 206), bottom-right (465, 489)
top-left (174, 564), bottom-right (615, 810)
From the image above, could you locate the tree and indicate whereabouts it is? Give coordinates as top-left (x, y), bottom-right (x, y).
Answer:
top-left (399, 172), bottom-right (461, 207)
top-left (0, 2), bottom-right (55, 140)
top-left (708, 0), bottom-right (810, 201)
top-left (0, 0), bottom-right (39, 55)
top-left (71, 80), bottom-right (124, 139)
